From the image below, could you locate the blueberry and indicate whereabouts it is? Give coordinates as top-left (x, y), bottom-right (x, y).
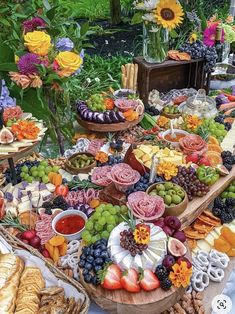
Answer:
top-left (91, 276), bottom-right (100, 286)
top-left (78, 260), bottom-right (85, 268)
top-left (144, 173), bottom-right (149, 179)
top-left (83, 269), bottom-right (89, 276)
top-left (84, 262), bottom-right (93, 270)
top-left (100, 245), bottom-right (107, 251)
top-left (90, 249), bottom-right (95, 256)
top-left (94, 265), bottom-right (103, 272)
top-left (87, 256), bottom-right (94, 263)
top-left (80, 254), bottom-right (86, 260)
top-left (95, 258), bottom-right (104, 265)
top-left (101, 251), bottom-right (109, 259)
top-left (94, 249), bottom-right (102, 257)
top-left (62, 178), bottom-right (67, 184)
top-left (105, 258), bottom-right (112, 263)
top-left (84, 274), bottom-right (92, 283)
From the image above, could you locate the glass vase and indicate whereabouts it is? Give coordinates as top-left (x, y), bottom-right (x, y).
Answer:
top-left (143, 22), bottom-right (169, 63)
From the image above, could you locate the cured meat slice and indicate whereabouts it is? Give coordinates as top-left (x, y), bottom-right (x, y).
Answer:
top-left (179, 134), bottom-right (207, 155)
top-left (65, 189), bottom-right (100, 207)
top-left (87, 139), bottom-right (105, 156)
top-left (35, 213), bottom-right (55, 244)
top-left (127, 192), bottom-right (165, 220)
top-left (91, 166), bottom-right (112, 187)
top-left (114, 99), bottom-right (138, 112)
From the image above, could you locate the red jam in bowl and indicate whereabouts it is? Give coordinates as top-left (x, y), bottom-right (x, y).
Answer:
top-left (55, 214), bottom-right (85, 235)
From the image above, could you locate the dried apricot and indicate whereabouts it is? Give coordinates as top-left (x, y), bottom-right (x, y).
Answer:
top-left (220, 226), bottom-right (235, 246)
top-left (214, 238), bottom-right (231, 253)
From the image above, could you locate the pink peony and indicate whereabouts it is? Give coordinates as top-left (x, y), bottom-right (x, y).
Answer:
top-left (17, 53), bottom-right (41, 75)
top-left (23, 17), bottom-right (46, 33)
top-left (203, 23), bottom-right (225, 47)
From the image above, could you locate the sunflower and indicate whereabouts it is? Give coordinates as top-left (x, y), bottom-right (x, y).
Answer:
top-left (189, 33), bottom-right (198, 43)
top-left (155, 0), bottom-right (184, 30)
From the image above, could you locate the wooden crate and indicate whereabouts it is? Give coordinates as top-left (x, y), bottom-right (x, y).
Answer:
top-left (134, 57), bottom-right (210, 104)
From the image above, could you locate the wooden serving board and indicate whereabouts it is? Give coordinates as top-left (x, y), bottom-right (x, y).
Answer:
top-left (77, 114), bottom-right (144, 133)
top-left (0, 142), bottom-right (39, 161)
top-left (78, 244), bottom-right (191, 314)
top-left (179, 166), bottom-right (235, 229)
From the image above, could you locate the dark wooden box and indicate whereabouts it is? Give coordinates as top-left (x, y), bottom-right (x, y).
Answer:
top-left (134, 57), bottom-right (210, 104)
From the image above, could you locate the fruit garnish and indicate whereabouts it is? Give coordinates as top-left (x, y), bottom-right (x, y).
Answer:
top-left (11, 120), bottom-right (40, 140)
top-left (139, 268), bottom-right (160, 291)
top-left (169, 261), bottom-right (192, 288)
top-left (168, 237), bottom-right (187, 257)
top-left (162, 255), bottom-right (176, 270)
top-left (55, 185), bottom-right (69, 197)
top-left (95, 151), bottom-right (109, 163)
top-left (120, 268), bottom-right (140, 293)
top-left (98, 264), bottom-right (122, 290)
top-left (133, 223), bottom-right (150, 245)
top-left (164, 216), bottom-right (181, 230)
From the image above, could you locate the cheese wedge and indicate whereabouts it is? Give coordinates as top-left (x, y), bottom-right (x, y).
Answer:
top-left (204, 233), bottom-right (216, 247)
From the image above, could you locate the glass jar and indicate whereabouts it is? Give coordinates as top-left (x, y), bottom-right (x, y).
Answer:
top-left (143, 22), bottom-right (169, 63)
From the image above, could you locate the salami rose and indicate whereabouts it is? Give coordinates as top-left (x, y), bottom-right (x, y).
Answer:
top-left (107, 163), bottom-right (140, 192)
top-left (127, 191), bottom-right (165, 221)
top-left (179, 134), bottom-right (207, 155)
top-left (114, 99), bottom-right (138, 112)
top-left (91, 166), bottom-right (112, 187)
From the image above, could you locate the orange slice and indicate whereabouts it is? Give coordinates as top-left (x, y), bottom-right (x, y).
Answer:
top-left (208, 136), bottom-right (220, 146)
top-left (206, 151), bottom-right (222, 167)
top-left (207, 144), bottom-right (223, 153)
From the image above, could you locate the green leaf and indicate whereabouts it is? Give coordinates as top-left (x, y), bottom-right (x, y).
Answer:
top-left (170, 29), bottom-right (179, 39)
top-left (80, 21), bottom-right (89, 37)
top-left (0, 43), bottom-right (14, 63)
top-left (46, 6), bottom-right (58, 21)
top-left (0, 19), bottom-right (11, 27)
top-left (0, 63), bottom-right (17, 72)
top-left (43, 0), bottom-right (51, 10)
top-left (131, 12), bottom-right (143, 25)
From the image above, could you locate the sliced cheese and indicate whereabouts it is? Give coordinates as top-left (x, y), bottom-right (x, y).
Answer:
top-left (0, 146), bottom-right (18, 153)
top-left (18, 200), bottom-right (32, 214)
top-left (204, 233), bottom-right (216, 247)
top-left (196, 240), bottom-right (211, 252)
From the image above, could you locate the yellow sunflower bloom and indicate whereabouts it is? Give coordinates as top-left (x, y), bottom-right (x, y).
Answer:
top-left (155, 0), bottom-right (184, 30)
top-left (189, 33), bottom-right (198, 43)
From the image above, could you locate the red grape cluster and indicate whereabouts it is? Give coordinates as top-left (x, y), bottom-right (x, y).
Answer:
top-left (120, 229), bottom-right (148, 257)
top-left (172, 166), bottom-right (209, 201)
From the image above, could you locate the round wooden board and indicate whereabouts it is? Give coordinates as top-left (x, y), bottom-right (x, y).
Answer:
top-left (77, 114), bottom-right (144, 133)
top-left (78, 244), bottom-right (190, 314)
top-left (0, 141), bottom-right (39, 161)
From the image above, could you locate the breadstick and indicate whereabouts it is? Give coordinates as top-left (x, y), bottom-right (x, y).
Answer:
top-left (121, 65), bottom-right (126, 76)
top-left (134, 63), bottom-right (138, 91)
top-left (129, 64), bottom-right (135, 91)
top-left (123, 77), bottom-right (127, 89)
top-left (126, 63), bottom-right (131, 89)
top-left (121, 73), bottom-right (126, 88)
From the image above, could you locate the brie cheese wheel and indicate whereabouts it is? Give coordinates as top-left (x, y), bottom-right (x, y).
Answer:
top-left (196, 240), bottom-right (211, 252)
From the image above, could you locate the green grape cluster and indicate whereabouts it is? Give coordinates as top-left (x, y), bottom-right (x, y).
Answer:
top-left (201, 119), bottom-right (227, 142)
top-left (87, 94), bottom-right (106, 112)
top-left (81, 203), bottom-right (128, 244)
top-left (20, 161), bottom-right (60, 184)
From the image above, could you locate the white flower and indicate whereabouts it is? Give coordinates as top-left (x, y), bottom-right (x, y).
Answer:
top-left (94, 77), bottom-right (100, 83)
top-left (142, 13), bottom-right (157, 23)
top-left (134, 0), bottom-right (159, 11)
top-left (105, 40), bottom-right (109, 45)
top-left (86, 78), bottom-right (91, 83)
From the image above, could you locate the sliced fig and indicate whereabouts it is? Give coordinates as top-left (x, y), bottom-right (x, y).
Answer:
top-left (216, 164), bottom-right (230, 176)
top-left (173, 230), bottom-right (186, 243)
top-left (168, 237), bottom-right (187, 257)
top-left (0, 127), bottom-right (14, 144)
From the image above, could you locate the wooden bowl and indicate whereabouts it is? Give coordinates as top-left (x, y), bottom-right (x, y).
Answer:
top-left (65, 152), bottom-right (97, 175)
top-left (147, 182), bottom-right (188, 217)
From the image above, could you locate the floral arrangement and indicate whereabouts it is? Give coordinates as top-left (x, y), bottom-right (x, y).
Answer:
top-left (203, 14), bottom-right (235, 47)
top-left (134, 0), bottom-right (184, 30)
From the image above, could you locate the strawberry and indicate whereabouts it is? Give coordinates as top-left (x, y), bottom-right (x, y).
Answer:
top-left (55, 185), bottom-right (69, 197)
top-left (99, 264), bottom-right (122, 290)
top-left (185, 153), bottom-right (199, 164)
top-left (139, 269), bottom-right (160, 291)
top-left (121, 268), bottom-right (140, 293)
top-left (198, 156), bottom-right (211, 166)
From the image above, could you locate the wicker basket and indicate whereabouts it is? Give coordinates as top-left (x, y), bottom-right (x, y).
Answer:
top-left (0, 225), bottom-right (90, 314)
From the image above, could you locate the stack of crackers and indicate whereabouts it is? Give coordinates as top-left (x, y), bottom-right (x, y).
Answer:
top-left (184, 210), bottom-right (221, 250)
top-left (15, 267), bottom-right (45, 314)
top-left (38, 286), bottom-right (82, 314)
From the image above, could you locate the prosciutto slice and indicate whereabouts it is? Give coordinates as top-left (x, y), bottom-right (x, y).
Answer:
top-left (91, 166), bottom-right (112, 187)
top-left (179, 134), bottom-right (207, 155)
top-left (127, 192), bottom-right (165, 220)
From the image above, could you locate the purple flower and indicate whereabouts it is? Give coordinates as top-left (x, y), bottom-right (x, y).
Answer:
top-left (56, 38), bottom-right (74, 51)
top-left (0, 80), bottom-right (16, 109)
top-left (18, 53), bottom-right (41, 75)
top-left (203, 23), bottom-right (225, 47)
top-left (23, 17), bottom-right (46, 33)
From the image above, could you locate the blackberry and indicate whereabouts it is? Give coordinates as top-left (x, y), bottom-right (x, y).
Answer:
top-left (224, 122), bottom-right (232, 131)
top-left (42, 201), bottom-right (52, 209)
top-left (212, 207), bottom-right (221, 217)
top-left (223, 157), bottom-right (233, 165)
top-left (160, 278), bottom-right (172, 291)
top-left (45, 208), bottom-right (52, 215)
top-left (231, 208), bottom-right (235, 219)
top-left (220, 212), bottom-right (233, 224)
top-left (224, 163), bottom-right (233, 171)
top-left (53, 196), bottom-right (68, 210)
top-left (155, 265), bottom-right (169, 281)
top-left (221, 151), bottom-right (232, 159)
top-left (232, 155), bottom-right (235, 164)
top-left (225, 198), bottom-right (235, 207)
top-left (214, 115), bottom-right (224, 124)
top-left (214, 197), bottom-right (225, 209)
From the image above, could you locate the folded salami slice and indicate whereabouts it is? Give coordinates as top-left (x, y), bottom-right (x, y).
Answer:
top-left (127, 191), bottom-right (165, 221)
top-left (179, 134), bottom-right (207, 155)
top-left (91, 166), bottom-right (112, 187)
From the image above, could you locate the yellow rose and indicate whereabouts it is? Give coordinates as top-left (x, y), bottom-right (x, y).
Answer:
top-left (55, 51), bottom-right (83, 77)
top-left (24, 31), bottom-right (51, 56)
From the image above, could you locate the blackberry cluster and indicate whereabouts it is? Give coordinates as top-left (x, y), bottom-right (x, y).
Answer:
top-left (126, 172), bottom-right (163, 195)
top-left (120, 228), bottom-right (148, 257)
top-left (42, 196), bottom-right (68, 214)
top-left (214, 115), bottom-right (232, 131)
top-left (145, 104), bottom-right (160, 116)
top-left (79, 238), bottom-right (111, 285)
top-left (97, 155), bottom-right (123, 167)
top-left (155, 265), bottom-right (172, 291)
top-left (221, 151), bottom-right (235, 171)
top-left (4, 160), bottom-right (40, 184)
top-left (179, 40), bottom-right (217, 73)
top-left (110, 139), bottom-right (123, 152)
top-left (212, 197), bottom-right (235, 224)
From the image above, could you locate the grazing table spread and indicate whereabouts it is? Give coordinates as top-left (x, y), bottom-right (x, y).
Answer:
top-left (1, 78), bottom-right (235, 314)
